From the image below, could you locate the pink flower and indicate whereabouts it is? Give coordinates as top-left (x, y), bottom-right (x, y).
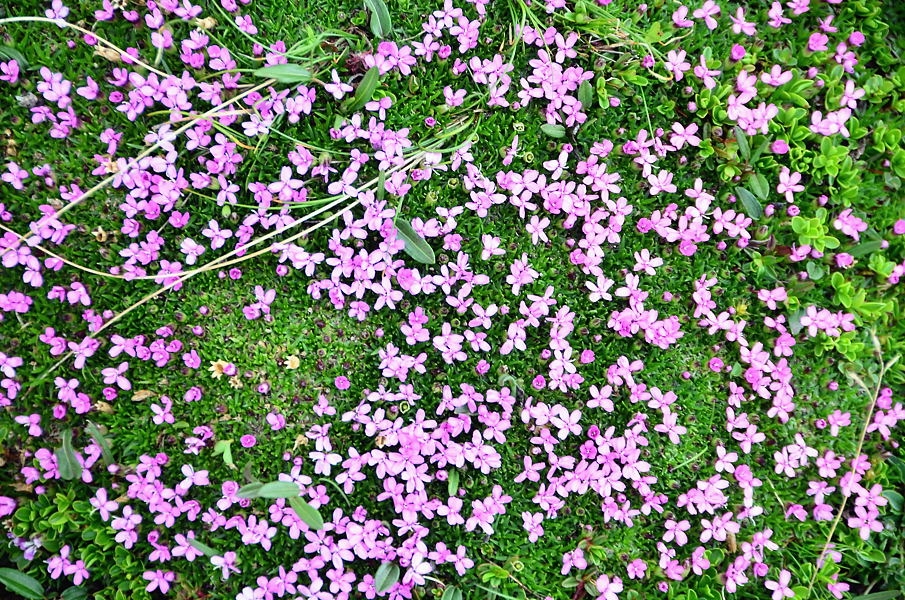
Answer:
top-left (324, 69), bottom-right (353, 100)
top-left (143, 570), bottom-right (175, 594)
top-left (765, 569), bottom-right (794, 600)
top-left (776, 167), bottom-right (804, 202)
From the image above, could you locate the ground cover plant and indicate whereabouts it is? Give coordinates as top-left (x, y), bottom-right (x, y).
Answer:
top-left (0, 0), bottom-right (904, 598)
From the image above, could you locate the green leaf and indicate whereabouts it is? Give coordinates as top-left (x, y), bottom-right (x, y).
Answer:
top-left (364, 0), bottom-right (392, 38)
top-left (852, 591), bottom-right (901, 600)
top-left (84, 421), bottom-right (113, 464)
top-left (733, 126), bottom-right (750, 161)
top-left (578, 80), bottom-right (593, 110)
top-left (345, 66), bottom-right (381, 113)
top-left (212, 440), bottom-right (236, 469)
top-left (62, 587), bottom-right (88, 600)
top-left (0, 46), bottom-right (28, 67)
top-left (859, 547), bottom-right (886, 563)
top-left (247, 481), bottom-right (302, 499)
top-left (849, 240), bottom-right (883, 258)
top-left (236, 482), bottom-right (264, 499)
top-left (56, 429), bottom-right (81, 481)
top-left (806, 261), bottom-right (825, 281)
top-left (540, 123), bottom-right (566, 138)
top-left (447, 469), bottom-right (460, 497)
top-left (252, 63), bottom-right (313, 84)
top-left (749, 173), bottom-right (769, 201)
top-left (735, 187), bottom-right (763, 220)
top-left (442, 586), bottom-right (463, 600)
top-left (188, 539), bottom-right (218, 557)
top-left (0, 568), bottom-right (44, 600)
top-left (643, 21), bottom-right (663, 44)
top-left (288, 496), bottom-right (324, 530)
top-left (395, 219), bottom-right (436, 265)
top-left (792, 586), bottom-right (810, 599)
top-left (705, 548), bottom-right (725, 566)
top-left (374, 563), bottom-right (400, 593)
top-left (882, 490), bottom-right (904, 512)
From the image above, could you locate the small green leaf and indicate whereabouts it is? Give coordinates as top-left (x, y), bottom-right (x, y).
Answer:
top-left (447, 469), bottom-right (460, 497)
top-left (578, 80), bottom-right (593, 110)
top-left (395, 219), bottom-right (436, 264)
top-left (750, 139), bottom-right (770, 163)
top-left (859, 547), bottom-right (886, 563)
top-left (56, 429), bottom-right (81, 481)
top-left (257, 481), bottom-right (301, 498)
top-left (540, 123), bottom-right (566, 138)
top-left (236, 482), bottom-right (264, 499)
top-left (250, 481), bottom-right (301, 499)
top-left (849, 240), bottom-right (883, 258)
top-left (0, 568), bottom-right (44, 600)
top-left (705, 548), bottom-right (725, 566)
top-left (187, 539), bottom-right (218, 557)
top-left (735, 187), bottom-right (763, 220)
top-left (852, 591), bottom-right (902, 600)
top-left (749, 173), bottom-right (769, 201)
top-left (441, 586), bottom-right (463, 600)
top-left (288, 496), bottom-right (324, 530)
top-left (806, 261), bottom-right (825, 281)
top-left (345, 66), bottom-right (381, 113)
top-left (84, 421), bottom-right (113, 464)
top-left (212, 440), bottom-right (236, 469)
top-left (792, 586), bottom-right (810, 599)
top-left (733, 126), bottom-right (750, 161)
top-left (364, 0), bottom-right (392, 38)
top-left (0, 46), bottom-right (28, 67)
top-left (882, 490), bottom-right (904, 512)
top-left (374, 563), bottom-right (400, 593)
top-left (252, 63), bottom-right (313, 84)
top-left (62, 587), bottom-right (88, 600)
top-left (643, 21), bottom-right (663, 44)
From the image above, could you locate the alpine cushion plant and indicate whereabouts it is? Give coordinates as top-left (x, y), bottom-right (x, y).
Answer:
top-left (0, 0), bottom-right (904, 599)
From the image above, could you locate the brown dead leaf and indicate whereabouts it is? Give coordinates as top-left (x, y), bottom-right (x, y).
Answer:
top-left (93, 400), bottom-right (115, 414)
top-left (132, 390), bottom-right (155, 402)
top-left (94, 47), bottom-right (122, 63)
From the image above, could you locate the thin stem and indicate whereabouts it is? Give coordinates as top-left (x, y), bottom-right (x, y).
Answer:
top-left (805, 349), bottom-right (901, 597)
top-left (21, 196), bottom-right (362, 397)
top-left (0, 78), bottom-right (277, 258)
top-left (0, 224), bottom-right (125, 279)
top-left (0, 16), bottom-right (167, 77)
